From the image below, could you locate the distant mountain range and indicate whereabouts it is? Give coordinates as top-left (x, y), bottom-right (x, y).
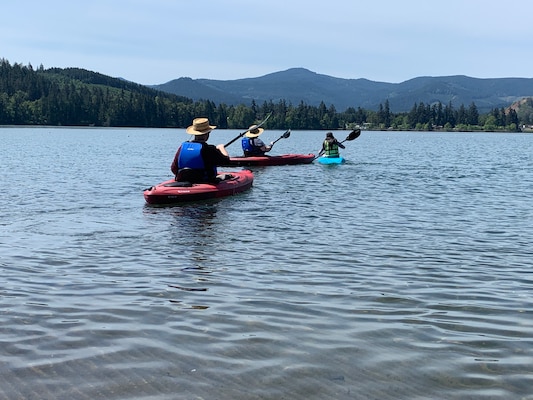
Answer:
top-left (151, 68), bottom-right (533, 113)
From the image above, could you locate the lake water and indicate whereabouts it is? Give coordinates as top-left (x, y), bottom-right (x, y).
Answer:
top-left (1, 127), bottom-right (532, 399)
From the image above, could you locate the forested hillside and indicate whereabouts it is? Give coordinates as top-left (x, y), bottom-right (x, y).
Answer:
top-left (0, 59), bottom-right (195, 127)
top-left (0, 59), bottom-right (530, 131)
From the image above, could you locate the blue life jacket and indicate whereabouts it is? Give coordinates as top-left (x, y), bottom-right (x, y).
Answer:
top-left (242, 137), bottom-right (263, 156)
top-left (177, 142), bottom-right (216, 182)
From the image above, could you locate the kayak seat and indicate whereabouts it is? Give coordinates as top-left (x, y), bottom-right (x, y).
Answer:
top-left (171, 169), bottom-right (234, 186)
top-left (175, 167), bottom-right (206, 184)
top-left (164, 181), bottom-right (193, 187)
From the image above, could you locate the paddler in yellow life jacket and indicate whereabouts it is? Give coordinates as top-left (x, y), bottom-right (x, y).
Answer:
top-left (322, 132), bottom-right (345, 157)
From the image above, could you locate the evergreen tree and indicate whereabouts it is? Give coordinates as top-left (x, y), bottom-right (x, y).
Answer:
top-left (467, 102), bottom-right (479, 125)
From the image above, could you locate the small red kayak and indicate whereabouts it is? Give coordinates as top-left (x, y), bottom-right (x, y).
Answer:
top-left (223, 153), bottom-right (315, 167)
top-left (143, 170), bottom-right (254, 205)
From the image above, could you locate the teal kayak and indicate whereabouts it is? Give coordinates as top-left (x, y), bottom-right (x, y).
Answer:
top-left (316, 156), bottom-right (345, 164)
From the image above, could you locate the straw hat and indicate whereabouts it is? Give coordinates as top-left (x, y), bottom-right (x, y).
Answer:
top-left (186, 118), bottom-right (217, 135)
top-left (244, 125), bottom-right (264, 138)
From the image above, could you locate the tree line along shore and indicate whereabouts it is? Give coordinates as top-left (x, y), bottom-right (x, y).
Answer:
top-left (2, 59), bottom-right (532, 132)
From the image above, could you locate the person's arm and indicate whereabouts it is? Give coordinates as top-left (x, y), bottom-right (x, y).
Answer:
top-left (337, 140), bottom-right (346, 149)
top-left (255, 138), bottom-right (271, 152)
top-left (216, 144), bottom-right (229, 157)
top-left (170, 147), bottom-right (181, 175)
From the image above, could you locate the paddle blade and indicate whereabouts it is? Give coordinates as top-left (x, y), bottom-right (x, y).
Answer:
top-left (346, 129), bottom-right (361, 141)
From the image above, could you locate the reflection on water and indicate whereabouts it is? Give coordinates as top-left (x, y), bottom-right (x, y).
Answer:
top-left (1, 128), bottom-right (532, 399)
top-left (143, 203), bottom-right (222, 310)
top-left (145, 203), bottom-right (219, 237)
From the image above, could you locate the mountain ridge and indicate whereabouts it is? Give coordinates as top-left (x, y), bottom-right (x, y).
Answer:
top-left (151, 68), bottom-right (533, 113)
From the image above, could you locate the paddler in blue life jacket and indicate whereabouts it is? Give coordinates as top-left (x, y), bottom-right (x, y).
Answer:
top-left (171, 117), bottom-right (230, 183)
top-left (241, 125), bottom-right (273, 156)
top-left (322, 132), bottom-right (345, 157)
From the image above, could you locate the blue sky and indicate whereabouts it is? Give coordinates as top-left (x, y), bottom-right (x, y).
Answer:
top-left (2, 0), bottom-right (532, 85)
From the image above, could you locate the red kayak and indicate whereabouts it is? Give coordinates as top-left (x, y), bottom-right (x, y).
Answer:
top-left (144, 170), bottom-right (254, 205)
top-left (223, 153), bottom-right (315, 167)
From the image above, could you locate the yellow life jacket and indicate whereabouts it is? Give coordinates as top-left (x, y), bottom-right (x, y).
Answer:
top-left (323, 139), bottom-right (340, 157)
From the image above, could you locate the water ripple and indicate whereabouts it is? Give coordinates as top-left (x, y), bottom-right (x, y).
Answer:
top-left (1, 129), bottom-right (532, 399)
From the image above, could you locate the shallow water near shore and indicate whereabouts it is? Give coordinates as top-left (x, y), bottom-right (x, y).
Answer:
top-left (1, 126), bottom-right (532, 399)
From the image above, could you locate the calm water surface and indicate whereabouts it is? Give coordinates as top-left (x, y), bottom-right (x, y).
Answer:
top-left (1, 127), bottom-right (532, 399)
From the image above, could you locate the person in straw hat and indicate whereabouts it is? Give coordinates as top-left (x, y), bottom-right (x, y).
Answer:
top-left (171, 117), bottom-right (230, 183)
top-left (241, 125), bottom-right (273, 157)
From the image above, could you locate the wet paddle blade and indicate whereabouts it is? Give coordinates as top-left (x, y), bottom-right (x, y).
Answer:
top-left (345, 129), bottom-right (361, 141)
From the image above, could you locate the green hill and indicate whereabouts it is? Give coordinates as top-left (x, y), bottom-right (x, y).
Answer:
top-left (0, 59), bottom-right (193, 127)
